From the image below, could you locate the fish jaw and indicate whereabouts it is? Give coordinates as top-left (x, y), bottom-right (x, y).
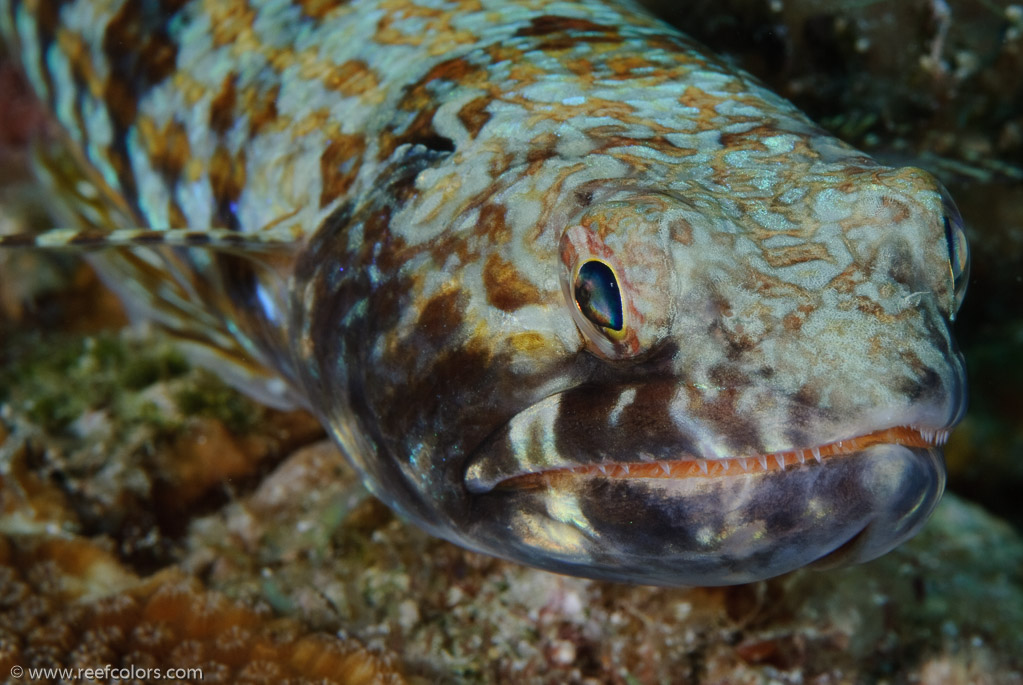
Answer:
top-left (460, 385), bottom-right (955, 586)
top-left (463, 443), bottom-right (945, 586)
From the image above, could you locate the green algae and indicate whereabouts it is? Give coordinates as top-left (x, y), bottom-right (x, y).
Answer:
top-left (0, 330), bottom-right (190, 435)
top-left (172, 369), bottom-right (264, 434)
top-left (0, 324), bottom-right (268, 440)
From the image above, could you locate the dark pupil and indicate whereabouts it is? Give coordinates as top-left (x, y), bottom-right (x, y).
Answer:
top-left (574, 261), bottom-right (623, 331)
top-left (943, 215), bottom-right (955, 262)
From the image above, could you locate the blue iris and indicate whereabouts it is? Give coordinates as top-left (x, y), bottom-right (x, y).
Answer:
top-left (574, 260), bottom-right (623, 331)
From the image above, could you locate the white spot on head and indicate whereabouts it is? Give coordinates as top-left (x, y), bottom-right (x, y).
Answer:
top-left (609, 387), bottom-right (637, 426)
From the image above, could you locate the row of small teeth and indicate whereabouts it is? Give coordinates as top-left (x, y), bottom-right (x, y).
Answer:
top-left (915, 427), bottom-right (950, 446)
top-left (566, 425), bottom-right (949, 478)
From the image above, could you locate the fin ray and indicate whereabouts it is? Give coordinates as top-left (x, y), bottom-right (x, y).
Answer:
top-left (0, 226), bottom-right (303, 251)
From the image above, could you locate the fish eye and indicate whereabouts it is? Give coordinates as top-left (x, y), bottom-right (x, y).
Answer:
top-left (573, 260), bottom-right (624, 333)
top-left (940, 189), bottom-right (970, 320)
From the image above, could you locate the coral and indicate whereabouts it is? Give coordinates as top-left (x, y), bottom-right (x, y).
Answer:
top-left (0, 441), bottom-right (78, 535)
top-left (156, 401), bottom-right (324, 511)
top-left (0, 534), bottom-right (406, 685)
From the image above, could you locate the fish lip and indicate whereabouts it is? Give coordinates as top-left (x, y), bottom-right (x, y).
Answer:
top-left (463, 406), bottom-right (955, 495)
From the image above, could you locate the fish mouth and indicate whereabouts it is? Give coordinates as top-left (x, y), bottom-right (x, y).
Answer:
top-left (483, 424), bottom-right (952, 491)
top-left (457, 384), bottom-right (952, 585)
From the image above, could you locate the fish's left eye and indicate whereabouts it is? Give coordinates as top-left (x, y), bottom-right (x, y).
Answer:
top-left (574, 260), bottom-right (624, 332)
top-left (940, 189), bottom-right (970, 320)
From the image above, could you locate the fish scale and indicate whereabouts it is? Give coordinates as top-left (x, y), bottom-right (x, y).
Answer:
top-left (0, 0), bottom-right (969, 585)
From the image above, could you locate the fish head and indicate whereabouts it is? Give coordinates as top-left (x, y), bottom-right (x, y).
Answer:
top-left (298, 157), bottom-right (968, 586)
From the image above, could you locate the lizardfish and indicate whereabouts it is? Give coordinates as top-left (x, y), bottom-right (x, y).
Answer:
top-left (0, 0), bottom-right (968, 585)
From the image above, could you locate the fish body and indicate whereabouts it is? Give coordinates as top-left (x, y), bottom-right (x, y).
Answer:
top-left (0, 0), bottom-right (968, 585)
